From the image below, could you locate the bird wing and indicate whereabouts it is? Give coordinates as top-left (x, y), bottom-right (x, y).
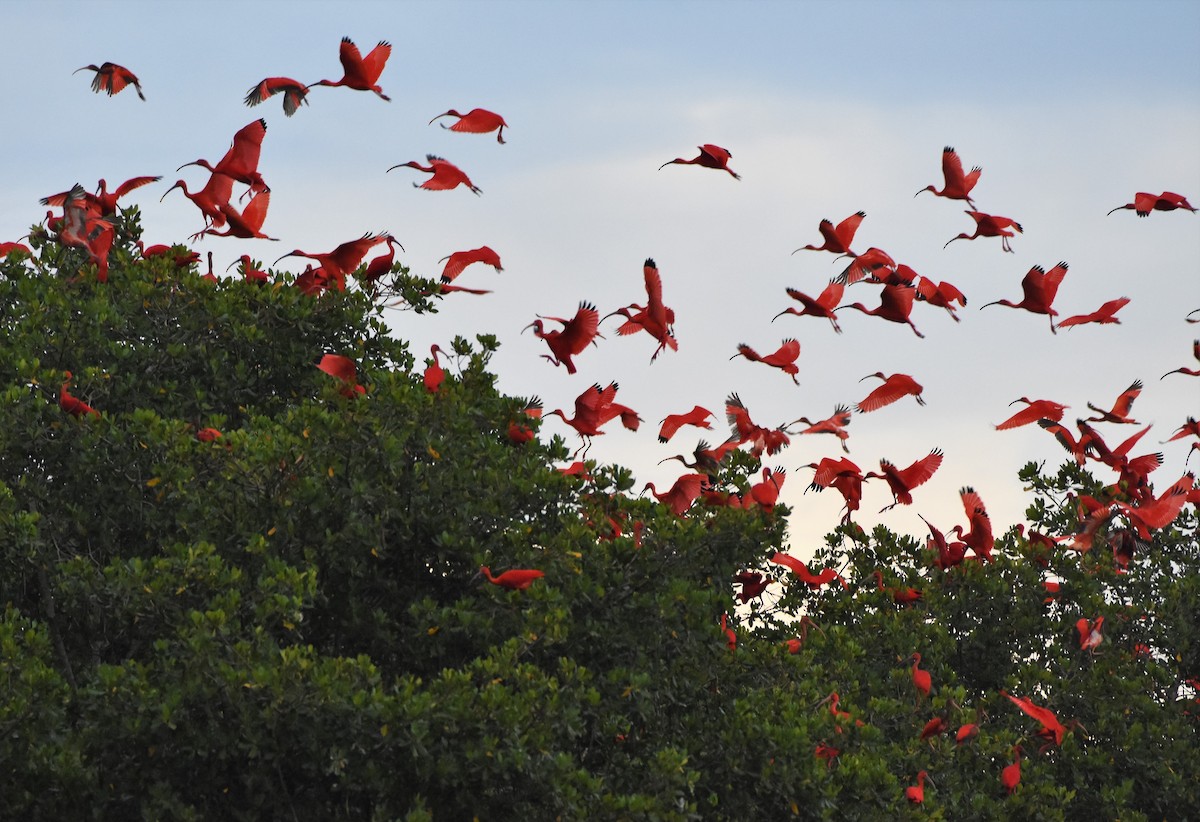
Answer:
top-left (561, 303), bottom-right (601, 355)
top-left (112, 175), bottom-right (162, 199)
top-left (361, 41), bottom-right (392, 83)
top-left (898, 449), bottom-right (943, 490)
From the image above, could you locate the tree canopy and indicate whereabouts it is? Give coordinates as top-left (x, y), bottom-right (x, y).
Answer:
top-left (1, 213), bottom-right (1197, 820)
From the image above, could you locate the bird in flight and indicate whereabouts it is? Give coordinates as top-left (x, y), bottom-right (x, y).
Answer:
top-left (311, 37), bottom-right (392, 100)
top-left (430, 108), bottom-right (509, 143)
top-left (75, 62), bottom-right (144, 100)
top-left (658, 144), bottom-right (740, 179)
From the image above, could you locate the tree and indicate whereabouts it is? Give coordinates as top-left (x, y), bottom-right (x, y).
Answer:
top-left (1, 212), bottom-right (1196, 819)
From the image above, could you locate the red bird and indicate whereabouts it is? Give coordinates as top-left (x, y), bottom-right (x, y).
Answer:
top-left (805, 457), bottom-right (866, 522)
top-left (228, 254), bottom-right (269, 284)
top-left (439, 246), bottom-right (503, 283)
top-left (916, 145), bottom-right (982, 207)
top-left (996, 397), bottom-right (1069, 430)
top-left (956, 723), bottom-right (979, 745)
top-left (56, 185), bottom-right (114, 282)
top-left (1058, 297), bottom-right (1130, 329)
top-left (1114, 473), bottom-right (1194, 537)
top-left (359, 235), bottom-right (405, 288)
top-left (735, 571), bottom-right (774, 604)
top-left (982, 261), bottom-right (1068, 333)
top-left (41, 176), bottom-right (161, 218)
top-left (944, 210), bottom-right (1022, 253)
top-left (604, 258), bottom-right (678, 362)
top-left (794, 211), bottom-right (865, 256)
top-left (59, 371), bottom-right (99, 418)
top-left (1001, 691), bottom-right (1067, 747)
top-left (192, 189), bottom-right (276, 241)
top-left (311, 37), bottom-right (391, 100)
top-left (430, 108), bottom-right (508, 143)
top-left (838, 247), bottom-right (896, 285)
top-left (873, 571), bottom-right (921, 605)
top-left (953, 487), bottom-right (994, 561)
top-left (276, 233), bottom-right (396, 292)
top-left (1085, 379), bottom-right (1142, 425)
top-left (423, 344), bottom-right (447, 393)
top-left (731, 339), bottom-right (801, 384)
top-left (866, 449), bottom-right (944, 510)
top-left (245, 77), bottom-right (309, 116)
top-left (643, 473), bottom-right (706, 517)
top-left (905, 771), bottom-right (930, 804)
top-left (856, 372), bottom-right (925, 413)
top-left (915, 276), bottom-right (968, 322)
top-left (161, 172), bottom-right (235, 228)
top-left (749, 467), bottom-right (786, 510)
top-left (195, 428), bottom-right (223, 442)
top-left (525, 301), bottom-right (602, 374)
top-left (773, 281), bottom-right (844, 332)
top-left (1002, 748), bottom-right (1022, 794)
top-left (506, 397), bottom-right (543, 445)
top-left (658, 438), bottom-right (739, 481)
top-left (658, 405), bottom-right (714, 443)
top-left (837, 283), bottom-right (925, 338)
top-left (910, 653), bottom-right (932, 700)
top-left (75, 62), bottom-right (144, 100)
top-left (317, 354), bottom-right (365, 397)
top-left (0, 242), bottom-right (32, 258)
top-left (725, 393), bottom-right (790, 458)
top-left (1108, 191), bottom-right (1196, 217)
top-left (768, 552), bottom-right (848, 589)
top-left (479, 566), bottom-right (543, 591)
top-left (178, 119), bottom-right (269, 196)
top-left (1161, 340), bottom-right (1200, 379)
top-left (788, 405), bottom-right (852, 453)
top-left (658, 144), bottom-right (740, 179)
top-left (921, 515), bottom-right (967, 570)
top-left (1076, 616), bottom-right (1104, 652)
top-left (388, 155), bottom-right (481, 194)
top-left (548, 382), bottom-right (641, 440)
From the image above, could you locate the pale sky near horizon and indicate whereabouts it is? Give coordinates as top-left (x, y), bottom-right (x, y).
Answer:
top-left (2, 0), bottom-right (1198, 557)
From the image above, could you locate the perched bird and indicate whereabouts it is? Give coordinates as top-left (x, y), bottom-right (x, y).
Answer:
top-left (75, 62), bottom-right (144, 100)
top-left (944, 210), bottom-right (1022, 253)
top-left (1001, 748), bottom-right (1021, 795)
top-left (910, 653), bottom-right (932, 700)
top-left (905, 771), bottom-right (930, 805)
top-left (59, 371), bottom-right (99, 418)
top-left (388, 155), bottom-right (481, 194)
top-left (423, 344), bottom-right (447, 393)
top-left (524, 301), bottom-right (601, 374)
top-left (244, 77), bottom-right (309, 116)
top-left (430, 108), bottom-right (508, 143)
top-left (1107, 191), bottom-right (1196, 217)
top-left (1076, 616), bottom-right (1104, 652)
top-left (658, 144), bottom-right (740, 179)
top-left (311, 37), bottom-right (392, 100)
top-left (479, 566), bottom-right (543, 591)
top-left (316, 353), bottom-right (365, 397)
top-left (916, 146), bottom-right (981, 207)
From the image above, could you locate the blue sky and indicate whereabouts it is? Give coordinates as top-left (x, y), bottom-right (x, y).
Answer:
top-left (3, 0), bottom-right (1198, 554)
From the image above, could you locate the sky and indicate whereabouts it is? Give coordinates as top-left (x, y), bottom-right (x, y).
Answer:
top-left (2, 0), bottom-right (1198, 556)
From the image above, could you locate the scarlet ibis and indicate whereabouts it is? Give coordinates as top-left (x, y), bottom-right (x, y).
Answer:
top-left (725, 393), bottom-right (790, 458)
top-left (1076, 616), bottom-right (1104, 652)
top-left (866, 449), bottom-right (944, 511)
top-left (921, 514), bottom-right (967, 570)
top-left (1001, 691), bottom-right (1066, 746)
top-left (42, 176), bottom-right (161, 217)
top-left (195, 428), bottom-right (223, 442)
top-left (768, 552), bottom-right (848, 589)
top-left (856, 372), bottom-right (925, 413)
top-left (996, 397), bottom-right (1068, 430)
top-left (1114, 473), bottom-right (1194, 537)
top-left (603, 259), bottom-right (678, 362)
top-left (905, 771), bottom-right (930, 804)
top-left (1085, 379), bottom-right (1142, 425)
top-left (227, 254), bottom-right (269, 284)
top-left (388, 155), bottom-right (481, 194)
top-left (658, 438), bottom-right (739, 481)
top-left (479, 566), bottom-right (543, 590)
top-left (658, 144), bottom-right (740, 179)
top-left (1107, 191), bottom-right (1196, 217)
top-left (838, 247), bottom-right (896, 285)
top-left (141, 242), bottom-right (200, 269)
top-left (57, 185), bottom-right (114, 282)
top-left (430, 108), bottom-right (508, 143)
top-left (359, 235), bottom-right (405, 288)
top-left (192, 189), bottom-right (276, 241)
top-left (548, 382), bottom-right (641, 439)
top-left (837, 283), bottom-right (925, 338)
top-left (1058, 297), bottom-right (1130, 329)
top-left (506, 397), bottom-right (543, 445)
top-left (731, 339), bottom-right (801, 384)
top-left (524, 301), bottom-right (601, 374)
top-left (910, 653), bottom-right (932, 700)
top-left (1038, 419), bottom-right (1094, 466)
top-left (161, 172), bottom-right (235, 228)
top-left (439, 246), bottom-right (502, 283)
top-left (1164, 416), bottom-right (1200, 443)
top-left (1160, 340), bottom-right (1200, 379)
top-left (59, 371), bottom-right (99, 418)
top-left (915, 276), bottom-right (968, 322)
top-left (178, 119), bottom-right (269, 195)
top-left (275, 233), bottom-right (394, 292)
top-left (720, 613), bottom-right (737, 650)
top-left (873, 571), bottom-right (921, 605)
top-left (954, 487), bottom-right (994, 561)
top-left (643, 473), bottom-right (705, 516)
top-left (75, 62), bottom-right (144, 100)
top-left (788, 405), bottom-right (852, 453)
top-left (657, 405), bottom-right (714, 443)
top-left (794, 212), bottom-right (865, 256)
top-left (317, 354), bottom-right (365, 397)
top-left (982, 262), bottom-right (1068, 333)
top-left (749, 467), bottom-right (786, 510)
top-left (423, 345), bottom-right (447, 393)
top-left (919, 716), bottom-right (947, 741)
top-left (916, 146), bottom-right (982, 207)
top-left (735, 571), bottom-right (773, 604)
top-left (944, 211), bottom-right (1022, 253)
top-left (805, 457), bottom-right (866, 522)
top-left (1001, 748), bottom-right (1021, 794)
top-left (956, 723), bottom-right (979, 745)
top-left (311, 37), bottom-right (392, 100)
top-left (245, 77), bottom-right (309, 116)
top-left (773, 281), bottom-right (844, 332)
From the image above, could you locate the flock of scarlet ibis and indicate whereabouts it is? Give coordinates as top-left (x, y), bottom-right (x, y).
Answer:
top-left (4, 37), bottom-right (1199, 804)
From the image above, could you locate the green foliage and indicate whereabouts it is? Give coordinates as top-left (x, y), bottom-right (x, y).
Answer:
top-left (1, 214), bottom-right (1197, 819)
